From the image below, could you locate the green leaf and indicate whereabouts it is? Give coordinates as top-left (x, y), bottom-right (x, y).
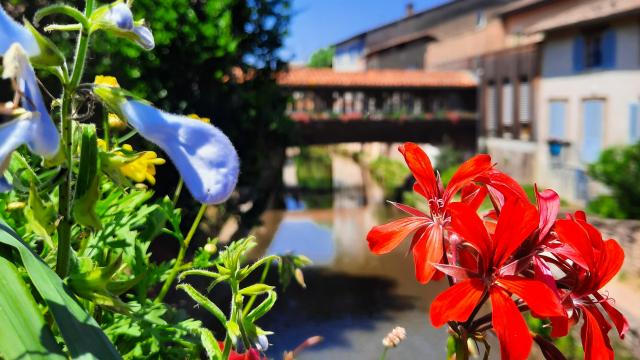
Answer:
top-left (0, 222), bottom-right (121, 359)
top-left (177, 284), bottom-right (227, 327)
top-left (0, 256), bottom-right (65, 360)
top-left (199, 328), bottom-right (222, 360)
top-left (246, 290), bottom-right (277, 322)
top-left (73, 125), bottom-right (102, 229)
top-left (238, 284), bottom-right (273, 296)
top-left (24, 183), bottom-right (57, 248)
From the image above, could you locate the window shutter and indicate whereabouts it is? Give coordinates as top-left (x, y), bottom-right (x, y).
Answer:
top-left (573, 36), bottom-right (585, 72)
top-left (519, 81), bottom-right (530, 123)
top-left (602, 29), bottom-right (616, 68)
top-left (501, 82), bottom-right (513, 127)
top-left (486, 85), bottom-right (497, 136)
top-left (630, 103), bottom-right (640, 143)
top-left (549, 101), bottom-right (565, 139)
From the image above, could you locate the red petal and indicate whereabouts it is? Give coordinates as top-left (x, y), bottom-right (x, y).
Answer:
top-left (387, 201), bottom-right (427, 217)
top-left (495, 276), bottom-right (564, 318)
top-left (480, 169), bottom-right (529, 206)
top-left (533, 256), bottom-right (560, 296)
top-left (443, 154), bottom-right (492, 204)
top-left (594, 292), bottom-right (629, 339)
top-left (535, 186), bottom-right (560, 242)
top-left (399, 143), bottom-right (438, 200)
top-left (461, 183), bottom-right (488, 211)
top-left (448, 202), bottom-right (492, 264)
top-left (493, 198), bottom-right (538, 267)
top-left (412, 223), bottom-right (444, 283)
top-left (580, 306), bottom-right (614, 360)
top-left (593, 239), bottom-right (624, 291)
top-left (367, 217), bottom-right (426, 254)
top-left (490, 286), bottom-right (533, 360)
top-left (554, 219), bottom-right (596, 270)
top-left (429, 279), bottom-right (484, 327)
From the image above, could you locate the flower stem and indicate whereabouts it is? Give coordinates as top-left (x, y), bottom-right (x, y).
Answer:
top-left (55, 0), bottom-right (94, 278)
top-left (156, 203), bottom-right (208, 303)
top-left (56, 91), bottom-right (73, 277)
top-left (379, 347), bottom-right (389, 360)
top-left (172, 178), bottom-right (184, 206)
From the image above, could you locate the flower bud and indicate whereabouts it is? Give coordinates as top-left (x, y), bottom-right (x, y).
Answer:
top-left (6, 201), bottom-right (26, 211)
top-left (382, 326), bottom-right (407, 348)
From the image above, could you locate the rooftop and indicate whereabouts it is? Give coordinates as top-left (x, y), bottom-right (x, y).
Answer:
top-left (277, 68), bottom-right (477, 89)
top-left (526, 0), bottom-right (640, 33)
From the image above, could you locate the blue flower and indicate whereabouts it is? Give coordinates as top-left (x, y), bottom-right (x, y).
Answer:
top-left (0, 6), bottom-right (39, 56)
top-left (91, 2), bottom-right (155, 50)
top-left (94, 87), bottom-right (239, 204)
top-left (0, 44), bottom-right (60, 191)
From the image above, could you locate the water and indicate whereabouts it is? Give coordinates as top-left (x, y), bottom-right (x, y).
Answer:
top-left (254, 199), bottom-right (449, 359)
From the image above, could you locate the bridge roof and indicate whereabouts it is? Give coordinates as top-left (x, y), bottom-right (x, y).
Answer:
top-left (277, 68), bottom-right (477, 89)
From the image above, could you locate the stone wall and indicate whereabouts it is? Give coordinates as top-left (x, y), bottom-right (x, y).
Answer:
top-left (589, 216), bottom-right (640, 276)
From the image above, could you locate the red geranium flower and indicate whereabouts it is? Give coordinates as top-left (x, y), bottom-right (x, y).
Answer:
top-left (554, 212), bottom-right (628, 360)
top-left (218, 342), bottom-right (266, 360)
top-left (366, 142), bottom-right (493, 283)
top-left (429, 199), bottom-right (565, 360)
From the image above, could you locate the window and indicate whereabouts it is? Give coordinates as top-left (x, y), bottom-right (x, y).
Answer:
top-left (501, 80), bottom-right (513, 137)
top-left (573, 28), bottom-right (616, 71)
top-left (519, 79), bottom-right (532, 140)
top-left (549, 100), bottom-right (566, 140)
top-left (486, 83), bottom-right (497, 136)
top-left (630, 102), bottom-right (640, 144)
top-left (581, 99), bottom-right (604, 163)
top-left (475, 10), bottom-right (487, 29)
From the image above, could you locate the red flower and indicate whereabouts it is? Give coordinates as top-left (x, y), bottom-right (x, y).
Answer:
top-left (218, 342), bottom-right (266, 360)
top-left (366, 142), bottom-right (492, 283)
top-left (554, 212), bottom-right (628, 360)
top-left (429, 199), bottom-right (565, 360)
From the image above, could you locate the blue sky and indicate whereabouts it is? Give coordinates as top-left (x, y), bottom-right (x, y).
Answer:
top-left (283, 0), bottom-right (450, 64)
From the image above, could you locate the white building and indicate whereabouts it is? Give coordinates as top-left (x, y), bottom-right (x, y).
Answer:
top-left (533, 1), bottom-right (640, 204)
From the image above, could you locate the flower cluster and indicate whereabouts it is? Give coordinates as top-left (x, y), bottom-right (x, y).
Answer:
top-left (367, 142), bottom-right (628, 360)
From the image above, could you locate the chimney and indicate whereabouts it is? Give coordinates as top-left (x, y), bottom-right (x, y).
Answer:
top-left (405, 2), bottom-right (414, 17)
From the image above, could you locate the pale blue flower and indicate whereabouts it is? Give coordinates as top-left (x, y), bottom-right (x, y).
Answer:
top-left (100, 95), bottom-right (239, 204)
top-left (0, 44), bottom-right (60, 191)
top-left (0, 6), bottom-right (38, 56)
top-left (91, 2), bottom-right (155, 50)
top-left (104, 3), bottom-right (134, 31)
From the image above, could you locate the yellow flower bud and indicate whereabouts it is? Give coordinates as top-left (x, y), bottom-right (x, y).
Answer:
top-left (94, 75), bottom-right (120, 88)
top-left (6, 201), bottom-right (26, 211)
top-left (108, 113), bottom-right (126, 130)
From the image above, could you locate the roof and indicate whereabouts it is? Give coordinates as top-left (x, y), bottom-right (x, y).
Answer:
top-left (365, 29), bottom-right (434, 56)
top-left (277, 68), bottom-right (477, 88)
top-left (526, 0), bottom-right (640, 34)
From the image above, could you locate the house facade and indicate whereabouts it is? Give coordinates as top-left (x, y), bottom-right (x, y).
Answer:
top-left (531, 0), bottom-right (640, 203)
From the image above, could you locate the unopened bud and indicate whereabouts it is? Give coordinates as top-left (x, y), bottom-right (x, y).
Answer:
top-left (6, 201), bottom-right (25, 211)
top-left (204, 242), bottom-right (217, 254)
top-left (134, 183), bottom-right (148, 190)
top-left (294, 268), bottom-right (306, 288)
top-left (382, 326), bottom-right (406, 348)
top-left (108, 113), bottom-right (127, 130)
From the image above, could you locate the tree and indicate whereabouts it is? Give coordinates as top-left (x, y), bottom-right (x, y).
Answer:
top-left (7, 0), bottom-right (293, 238)
top-left (308, 46), bottom-right (334, 68)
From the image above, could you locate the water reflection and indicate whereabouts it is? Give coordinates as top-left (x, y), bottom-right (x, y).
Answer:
top-left (253, 196), bottom-right (448, 358)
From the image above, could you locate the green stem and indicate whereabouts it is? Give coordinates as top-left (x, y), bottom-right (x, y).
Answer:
top-left (242, 263), bottom-right (270, 317)
top-left (379, 347), bottom-right (388, 360)
top-left (55, 0), bottom-right (94, 278)
top-left (172, 178), bottom-right (184, 206)
top-left (102, 108), bottom-right (110, 150)
top-left (56, 91), bottom-right (73, 277)
top-left (156, 203), bottom-right (207, 303)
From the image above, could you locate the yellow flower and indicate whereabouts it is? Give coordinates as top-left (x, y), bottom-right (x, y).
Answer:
top-left (119, 151), bottom-right (166, 185)
top-left (94, 76), bottom-right (126, 129)
top-left (187, 113), bottom-right (211, 123)
top-left (94, 75), bottom-right (120, 87)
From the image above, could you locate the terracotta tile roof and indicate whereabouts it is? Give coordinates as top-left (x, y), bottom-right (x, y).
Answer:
top-left (277, 68), bottom-right (477, 88)
top-left (526, 0), bottom-right (640, 34)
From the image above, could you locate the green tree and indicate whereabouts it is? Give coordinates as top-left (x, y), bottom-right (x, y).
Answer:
top-left (7, 0), bottom-right (293, 237)
top-left (308, 46), bottom-right (334, 68)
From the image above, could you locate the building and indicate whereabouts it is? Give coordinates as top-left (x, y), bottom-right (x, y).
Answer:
top-left (529, 0), bottom-right (640, 203)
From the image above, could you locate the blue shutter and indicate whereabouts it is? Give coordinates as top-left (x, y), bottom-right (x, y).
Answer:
top-left (581, 100), bottom-right (604, 163)
top-left (573, 35), bottom-right (585, 72)
top-left (602, 29), bottom-right (616, 68)
top-left (630, 103), bottom-right (640, 143)
top-left (549, 101), bottom-right (566, 139)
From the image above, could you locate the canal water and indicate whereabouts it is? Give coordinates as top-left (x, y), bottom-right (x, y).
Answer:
top-left (253, 152), bottom-right (449, 359)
